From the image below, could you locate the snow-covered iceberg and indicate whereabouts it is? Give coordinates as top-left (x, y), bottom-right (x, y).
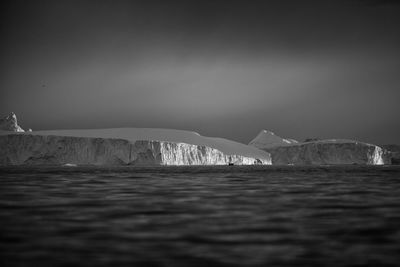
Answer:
top-left (249, 130), bottom-right (389, 165)
top-left (0, 112), bottom-right (25, 132)
top-left (0, 124), bottom-right (271, 166)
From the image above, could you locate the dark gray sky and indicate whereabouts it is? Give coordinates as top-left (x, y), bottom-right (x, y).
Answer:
top-left (1, 0), bottom-right (400, 144)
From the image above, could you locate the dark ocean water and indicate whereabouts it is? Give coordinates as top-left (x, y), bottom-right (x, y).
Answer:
top-left (1, 166), bottom-right (400, 267)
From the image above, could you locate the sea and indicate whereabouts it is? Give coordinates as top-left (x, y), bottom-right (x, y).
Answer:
top-left (1, 165), bottom-right (400, 267)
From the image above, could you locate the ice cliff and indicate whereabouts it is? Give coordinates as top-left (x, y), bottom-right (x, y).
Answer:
top-left (249, 130), bottom-right (389, 165)
top-left (0, 112), bottom-right (25, 132)
top-left (1, 112), bottom-right (391, 166)
top-left (0, 134), bottom-right (269, 166)
top-left (381, 145), bottom-right (400, 165)
top-left (266, 140), bottom-right (388, 165)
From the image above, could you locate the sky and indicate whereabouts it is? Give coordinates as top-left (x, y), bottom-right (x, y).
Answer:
top-left (1, 0), bottom-right (400, 144)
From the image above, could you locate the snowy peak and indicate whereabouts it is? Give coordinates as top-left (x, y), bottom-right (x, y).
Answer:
top-left (249, 129), bottom-right (298, 149)
top-left (0, 112), bottom-right (25, 132)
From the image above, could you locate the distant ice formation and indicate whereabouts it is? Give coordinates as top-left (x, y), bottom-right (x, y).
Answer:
top-left (249, 130), bottom-right (298, 149)
top-left (1, 112), bottom-right (392, 166)
top-left (250, 130), bottom-right (389, 165)
top-left (381, 145), bottom-right (400, 165)
top-left (267, 139), bottom-right (387, 165)
top-left (0, 112), bottom-right (25, 132)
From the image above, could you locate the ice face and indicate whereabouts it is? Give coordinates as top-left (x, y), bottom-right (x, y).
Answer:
top-left (265, 140), bottom-right (388, 165)
top-left (0, 134), bottom-right (271, 166)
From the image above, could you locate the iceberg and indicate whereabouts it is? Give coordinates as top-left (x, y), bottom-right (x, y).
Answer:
top-left (0, 112), bottom-right (25, 132)
top-left (0, 115), bottom-right (271, 166)
top-left (266, 139), bottom-right (388, 165)
top-left (0, 134), bottom-right (270, 166)
top-left (249, 130), bottom-right (389, 165)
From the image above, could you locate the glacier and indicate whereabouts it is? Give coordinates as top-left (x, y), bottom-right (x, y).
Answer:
top-left (0, 134), bottom-right (270, 166)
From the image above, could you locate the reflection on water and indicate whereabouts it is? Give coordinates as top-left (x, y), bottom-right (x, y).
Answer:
top-left (1, 166), bottom-right (400, 266)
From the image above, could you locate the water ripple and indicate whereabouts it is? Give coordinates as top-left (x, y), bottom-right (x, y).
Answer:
top-left (1, 165), bottom-right (400, 266)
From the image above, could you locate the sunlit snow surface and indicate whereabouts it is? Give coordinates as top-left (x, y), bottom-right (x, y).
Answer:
top-left (249, 129), bottom-right (298, 149)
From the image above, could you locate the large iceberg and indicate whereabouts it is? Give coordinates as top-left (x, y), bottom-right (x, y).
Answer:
top-left (0, 135), bottom-right (269, 166)
top-left (0, 115), bottom-right (271, 166)
top-left (249, 130), bottom-right (389, 165)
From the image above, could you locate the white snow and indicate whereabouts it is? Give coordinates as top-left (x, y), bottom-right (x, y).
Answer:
top-left (248, 129), bottom-right (298, 149)
top-left (63, 163), bottom-right (78, 167)
top-left (0, 112), bottom-right (25, 132)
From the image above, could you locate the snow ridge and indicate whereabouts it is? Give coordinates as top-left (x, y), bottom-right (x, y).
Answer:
top-left (249, 130), bottom-right (298, 149)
